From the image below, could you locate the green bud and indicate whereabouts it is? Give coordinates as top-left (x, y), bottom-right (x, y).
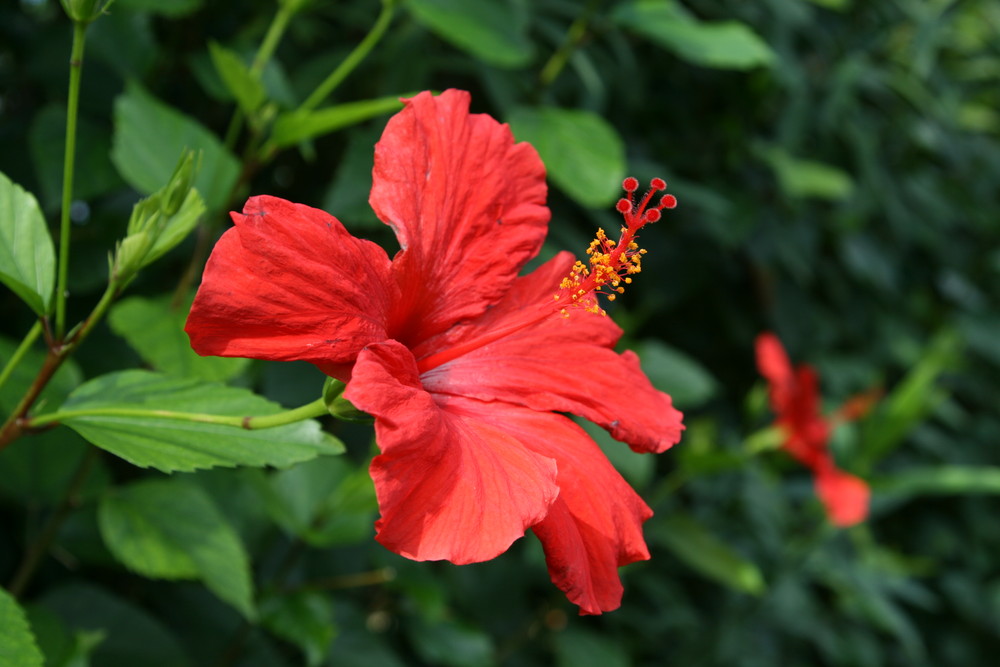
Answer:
top-left (60, 0), bottom-right (115, 24)
top-left (161, 150), bottom-right (198, 218)
top-left (127, 193), bottom-right (161, 235)
top-left (113, 232), bottom-right (154, 283)
top-left (322, 377), bottom-right (373, 423)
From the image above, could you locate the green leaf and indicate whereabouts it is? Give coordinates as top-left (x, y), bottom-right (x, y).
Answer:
top-left (406, 0), bottom-right (532, 68)
top-left (507, 107), bottom-right (625, 208)
top-left (37, 583), bottom-right (188, 667)
top-left (208, 42), bottom-right (266, 115)
top-left (860, 331), bottom-right (960, 467)
top-left (0, 588), bottom-right (45, 667)
top-left (804, 0), bottom-right (852, 9)
top-left (636, 339), bottom-right (719, 409)
top-left (57, 369), bottom-right (343, 472)
top-left (269, 96), bottom-right (408, 149)
top-left (758, 146), bottom-right (855, 200)
top-left (263, 456), bottom-right (377, 547)
top-left (875, 466), bottom-right (1000, 498)
top-left (98, 478), bottom-right (256, 619)
top-left (111, 83), bottom-right (239, 211)
top-left (260, 592), bottom-right (336, 667)
top-left (649, 514), bottom-right (766, 595)
top-left (407, 616), bottom-right (493, 667)
top-left (0, 171), bottom-right (55, 316)
top-left (108, 294), bottom-right (248, 382)
top-left (613, 0), bottom-right (775, 70)
top-left (554, 627), bottom-right (630, 667)
top-left (115, 0), bottom-right (202, 16)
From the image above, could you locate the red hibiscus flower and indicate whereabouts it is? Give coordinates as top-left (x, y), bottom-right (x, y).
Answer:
top-left (755, 332), bottom-right (870, 527)
top-left (186, 90), bottom-right (684, 614)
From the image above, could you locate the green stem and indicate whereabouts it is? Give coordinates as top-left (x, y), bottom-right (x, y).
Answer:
top-left (26, 397), bottom-right (329, 431)
top-left (538, 0), bottom-right (600, 89)
top-left (298, 0), bottom-right (396, 112)
top-left (55, 21), bottom-right (89, 339)
top-left (0, 281), bottom-right (118, 451)
top-left (252, 2), bottom-right (296, 75)
top-left (0, 321), bottom-right (42, 393)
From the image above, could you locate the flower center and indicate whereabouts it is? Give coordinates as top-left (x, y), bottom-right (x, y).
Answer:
top-left (415, 177), bottom-right (676, 374)
top-left (555, 177), bottom-right (677, 316)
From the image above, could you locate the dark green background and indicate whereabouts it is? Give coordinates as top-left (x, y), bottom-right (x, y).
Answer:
top-left (2, 0), bottom-right (998, 664)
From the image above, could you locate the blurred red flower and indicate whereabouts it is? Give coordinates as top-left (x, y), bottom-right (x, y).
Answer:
top-left (186, 90), bottom-right (684, 614)
top-left (755, 332), bottom-right (870, 527)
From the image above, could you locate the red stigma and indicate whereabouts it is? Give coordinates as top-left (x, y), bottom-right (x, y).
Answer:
top-left (617, 177), bottom-right (677, 229)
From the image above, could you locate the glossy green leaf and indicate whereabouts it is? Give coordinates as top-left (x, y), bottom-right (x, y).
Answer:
top-left (649, 514), bottom-right (766, 595)
top-left (108, 294), bottom-right (248, 382)
top-left (759, 146), bottom-right (854, 200)
top-left (57, 370), bottom-right (343, 472)
top-left (208, 42), bottom-right (266, 115)
top-left (260, 592), bottom-right (336, 667)
top-left (269, 96), bottom-right (408, 149)
top-left (0, 171), bottom-right (55, 316)
top-left (507, 107), bottom-right (625, 208)
top-left (406, 0), bottom-right (532, 68)
top-left (99, 478), bottom-right (256, 619)
top-left (0, 588), bottom-right (44, 667)
top-left (111, 83), bottom-right (239, 211)
top-left (637, 339), bottom-right (719, 409)
top-left (613, 0), bottom-right (775, 70)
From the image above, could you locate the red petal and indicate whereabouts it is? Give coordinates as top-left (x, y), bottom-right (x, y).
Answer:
top-left (418, 254), bottom-right (683, 453)
top-left (370, 90), bottom-right (550, 345)
top-left (343, 340), bottom-right (559, 564)
top-left (755, 332), bottom-right (795, 413)
top-left (186, 196), bottom-right (396, 366)
top-left (814, 466), bottom-right (870, 527)
top-left (476, 405), bottom-right (652, 615)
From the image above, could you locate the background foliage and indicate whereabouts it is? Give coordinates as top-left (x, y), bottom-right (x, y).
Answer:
top-left (2, 0), bottom-right (999, 664)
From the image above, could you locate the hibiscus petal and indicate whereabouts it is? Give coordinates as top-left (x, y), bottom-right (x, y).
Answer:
top-left (344, 340), bottom-right (559, 564)
top-left (755, 332), bottom-right (795, 413)
top-left (451, 402), bottom-right (653, 615)
top-left (370, 90), bottom-right (550, 345)
top-left (419, 254), bottom-right (683, 454)
top-left (814, 466), bottom-right (870, 527)
top-left (186, 196), bottom-right (396, 367)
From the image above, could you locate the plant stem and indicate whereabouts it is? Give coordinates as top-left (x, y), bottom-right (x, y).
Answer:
top-left (0, 321), bottom-right (42, 393)
top-left (252, 2), bottom-right (296, 75)
top-left (538, 0), bottom-right (600, 89)
top-left (8, 446), bottom-right (99, 598)
top-left (298, 0), bottom-right (396, 112)
top-left (55, 21), bottom-right (89, 339)
top-left (0, 281), bottom-right (119, 451)
top-left (25, 397), bottom-right (330, 431)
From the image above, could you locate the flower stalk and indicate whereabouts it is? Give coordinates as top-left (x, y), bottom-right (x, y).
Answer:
top-left (55, 20), bottom-right (89, 339)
